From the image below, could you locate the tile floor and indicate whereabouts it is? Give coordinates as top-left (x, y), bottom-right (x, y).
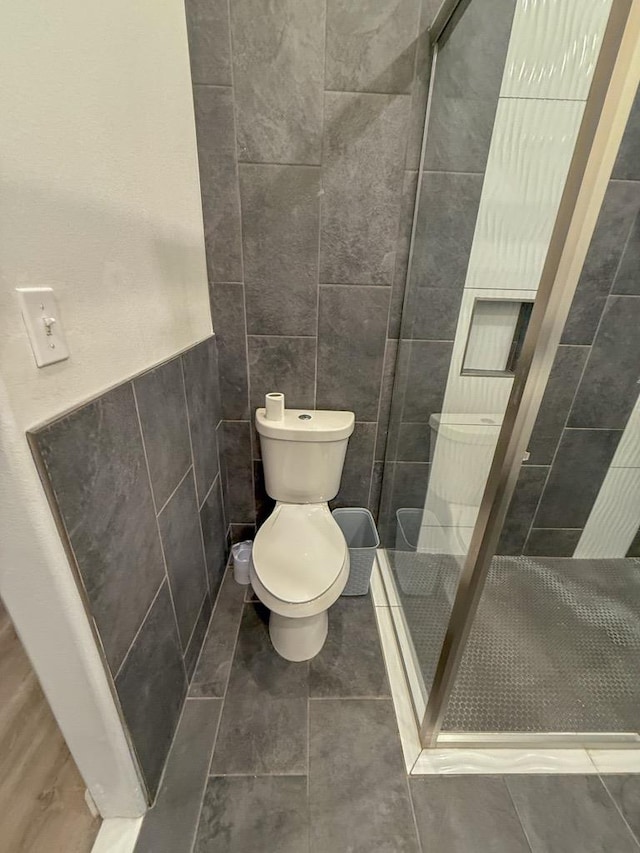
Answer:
top-left (134, 565), bottom-right (640, 852)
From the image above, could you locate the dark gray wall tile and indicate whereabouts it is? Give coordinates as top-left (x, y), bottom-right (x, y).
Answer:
top-left (402, 340), bottom-right (453, 422)
top-left (317, 286), bottom-right (389, 421)
top-left (183, 593), bottom-right (212, 682)
top-left (200, 475), bottom-right (227, 598)
top-left (116, 582), bottom-right (187, 798)
top-left (497, 466), bottom-right (548, 556)
top-left (534, 429), bottom-right (622, 529)
top-left (248, 335), bottom-right (315, 410)
top-left (135, 697), bottom-right (222, 853)
top-left (526, 345), bottom-right (589, 465)
top-left (569, 296), bottom-right (640, 429)
top-left (627, 525), bottom-right (640, 557)
top-left (134, 357), bottom-right (191, 510)
top-left (506, 775), bottom-right (639, 853)
top-left (331, 422), bottom-right (376, 509)
top-left (220, 421), bottom-right (255, 523)
top-left (310, 598), bottom-right (389, 697)
top-left (182, 336), bottom-right (221, 504)
top-left (229, 522), bottom-right (256, 544)
top-left (612, 86), bottom-right (640, 181)
top-left (390, 171), bottom-right (419, 339)
top-left (391, 461), bottom-right (430, 515)
top-left (210, 282), bottom-right (248, 421)
top-left (34, 384), bottom-right (164, 673)
top-left (602, 775), bottom-right (640, 841)
top-left (230, 0), bottom-right (324, 164)
top-left (320, 92), bottom-right (410, 285)
top-left (562, 181), bottom-right (640, 345)
top-left (410, 777), bottom-right (530, 852)
top-left (325, 0), bottom-right (420, 94)
top-left (369, 460), bottom-right (384, 518)
top-left (612, 210), bottom-right (640, 295)
top-left (309, 699), bottom-right (419, 852)
top-left (158, 470), bottom-right (209, 650)
top-left (397, 422), bottom-right (431, 462)
top-left (375, 340), bottom-right (399, 460)
top-left (211, 605), bottom-right (308, 774)
top-left (184, 0), bottom-right (231, 85)
top-left (423, 0), bottom-right (516, 172)
top-left (193, 87), bottom-right (242, 283)
top-left (190, 568), bottom-right (245, 698)
top-left (404, 0), bottom-right (434, 170)
top-left (524, 528), bottom-right (582, 557)
top-left (240, 165), bottom-right (320, 336)
top-left (253, 460), bottom-right (275, 528)
top-left (195, 776), bottom-right (308, 853)
top-left (408, 286), bottom-right (462, 341)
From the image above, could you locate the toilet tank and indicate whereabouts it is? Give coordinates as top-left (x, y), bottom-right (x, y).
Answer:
top-left (255, 408), bottom-right (355, 503)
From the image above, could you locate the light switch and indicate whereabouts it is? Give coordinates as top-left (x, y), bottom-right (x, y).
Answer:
top-left (16, 287), bottom-right (70, 367)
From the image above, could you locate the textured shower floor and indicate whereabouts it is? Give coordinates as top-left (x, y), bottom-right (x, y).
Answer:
top-left (388, 552), bottom-right (640, 733)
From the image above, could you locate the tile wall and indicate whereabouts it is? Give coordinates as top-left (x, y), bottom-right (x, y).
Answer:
top-left (185, 0), bottom-right (440, 534)
top-left (30, 337), bottom-right (227, 799)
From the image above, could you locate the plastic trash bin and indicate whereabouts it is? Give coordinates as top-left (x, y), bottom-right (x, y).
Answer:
top-left (231, 540), bottom-right (253, 585)
top-left (332, 508), bottom-right (380, 596)
top-left (395, 508), bottom-right (421, 551)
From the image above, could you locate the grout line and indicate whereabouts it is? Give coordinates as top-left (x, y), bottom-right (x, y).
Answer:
top-left (189, 563), bottom-right (235, 692)
top-left (600, 775), bottom-right (640, 849)
top-left (323, 87), bottom-right (413, 97)
top-left (188, 696), bottom-right (226, 853)
top-left (183, 590), bottom-right (210, 673)
top-left (503, 778), bottom-right (537, 853)
top-left (246, 333), bottom-right (317, 340)
top-left (114, 578), bottom-right (165, 682)
top-left (155, 465), bottom-right (193, 518)
top-left (198, 470), bottom-right (220, 513)
top-left (192, 82), bottom-right (232, 90)
top-left (237, 159), bottom-right (322, 169)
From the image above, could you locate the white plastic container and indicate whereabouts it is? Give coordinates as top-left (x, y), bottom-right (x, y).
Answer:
top-left (231, 540), bottom-right (253, 585)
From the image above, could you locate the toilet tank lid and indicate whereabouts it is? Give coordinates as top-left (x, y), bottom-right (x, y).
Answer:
top-left (256, 408), bottom-right (355, 441)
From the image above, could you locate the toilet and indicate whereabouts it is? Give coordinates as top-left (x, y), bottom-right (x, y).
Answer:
top-left (250, 395), bottom-right (355, 661)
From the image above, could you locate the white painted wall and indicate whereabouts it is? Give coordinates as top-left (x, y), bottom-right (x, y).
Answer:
top-left (0, 0), bottom-right (210, 817)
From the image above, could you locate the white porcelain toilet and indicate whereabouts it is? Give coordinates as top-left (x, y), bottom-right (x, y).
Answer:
top-left (250, 395), bottom-right (355, 661)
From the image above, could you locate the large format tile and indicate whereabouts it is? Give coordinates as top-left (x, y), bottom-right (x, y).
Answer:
top-left (569, 296), bottom-right (640, 430)
top-left (194, 776), bottom-right (308, 853)
top-left (331, 422), bottom-right (376, 509)
top-left (210, 605), bottom-right (308, 774)
top-left (613, 86), bottom-right (640, 181)
top-left (397, 422), bottom-right (431, 462)
top-left (602, 775), bottom-right (640, 841)
top-left (424, 0), bottom-right (516, 173)
top-left (612, 210), bottom-right (640, 295)
top-left (404, 0), bottom-right (434, 170)
top-left (220, 421), bottom-right (254, 523)
top-left (506, 775), bottom-right (640, 852)
top-left (524, 528), bottom-right (582, 558)
top-left (409, 776), bottom-right (530, 852)
top-left (390, 171), bottom-right (419, 339)
top-left (310, 597), bottom-right (389, 697)
top-left (199, 475), bottom-right (227, 599)
top-left (316, 286), bottom-right (389, 421)
top-left (309, 699), bottom-right (419, 852)
top-left (184, 0), bottom-right (231, 85)
top-left (190, 568), bottom-right (246, 698)
top-left (389, 462), bottom-right (430, 517)
top-left (240, 164), bottom-right (320, 336)
top-left (184, 593), bottom-right (212, 682)
top-left (193, 87), bottom-right (242, 283)
top-left (401, 340), bottom-right (453, 422)
top-left (320, 92), bottom-right (409, 285)
top-left (375, 340), bottom-right (399, 460)
top-left (230, 0), bottom-right (324, 164)
top-left (409, 286), bottom-right (462, 341)
top-left (158, 470), bottom-right (208, 650)
top-left (134, 698), bottom-right (222, 853)
top-left (182, 337), bottom-right (222, 504)
top-left (248, 335), bottom-right (316, 411)
top-left (407, 171), bottom-right (483, 299)
top-left (116, 582), bottom-right (187, 798)
top-left (534, 429), bottom-right (622, 530)
top-left (34, 384), bottom-right (164, 673)
top-left (562, 181), bottom-right (640, 345)
top-left (209, 282), bottom-right (248, 421)
top-left (526, 345), bottom-right (589, 465)
top-left (497, 466), bottom-right (548, 556)
top-left (325, 0), bottom-right (420, 94)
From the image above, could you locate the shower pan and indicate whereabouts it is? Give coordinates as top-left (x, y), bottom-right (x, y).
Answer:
top-left (376, 0), bottom-right (640, 753)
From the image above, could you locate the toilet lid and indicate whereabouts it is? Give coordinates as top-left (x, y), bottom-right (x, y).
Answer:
top-left (253, 504), bottom-right (347, 604)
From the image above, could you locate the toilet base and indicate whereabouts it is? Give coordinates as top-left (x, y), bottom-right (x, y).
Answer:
top-left (269, 610), bottom-right (328, 661)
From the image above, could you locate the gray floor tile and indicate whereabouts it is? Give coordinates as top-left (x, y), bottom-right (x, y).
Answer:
top-left (409, 776), bottom-right (530, 852)
top-left (602, 775), bottom-right (640, 844)
top-left (194, 776), bottom-right (309, 853)
top-left (506, 775), bottom-right (640, 852)
top-left (190, 568), bottom-right (245, 698)
top-left (135, 698), bottom-right (222, 853)
top-left (210, 605), bottom-right (308, 774)
top-left (309, 698), bottom-right (419, 852)
top-left (309, 597), bottom-right (389, 698)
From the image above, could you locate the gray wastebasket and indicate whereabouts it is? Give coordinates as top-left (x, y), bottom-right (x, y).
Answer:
top-left (332, 508), bottom-right (380, 596)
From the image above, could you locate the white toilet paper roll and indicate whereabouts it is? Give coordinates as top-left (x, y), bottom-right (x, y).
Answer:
top-left (265, 392), bottom-right (285, 421)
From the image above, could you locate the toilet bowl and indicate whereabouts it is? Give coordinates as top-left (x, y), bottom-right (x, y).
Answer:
top-left (251, 400), bottom-right (355, 661)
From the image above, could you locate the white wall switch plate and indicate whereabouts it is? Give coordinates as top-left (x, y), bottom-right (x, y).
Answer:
top-left (16, 287), bottom-right (70, 367)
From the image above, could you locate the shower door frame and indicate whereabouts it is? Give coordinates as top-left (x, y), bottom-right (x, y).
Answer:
top-left (413, 0), bottom-right (640, 750)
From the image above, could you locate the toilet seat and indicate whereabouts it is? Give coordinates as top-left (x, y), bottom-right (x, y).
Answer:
top-left (252, 503), bottom-right (348, 614)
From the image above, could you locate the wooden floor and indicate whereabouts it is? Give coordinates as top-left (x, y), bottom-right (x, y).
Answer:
top-left (0, 599), bottom-right (100, 853)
